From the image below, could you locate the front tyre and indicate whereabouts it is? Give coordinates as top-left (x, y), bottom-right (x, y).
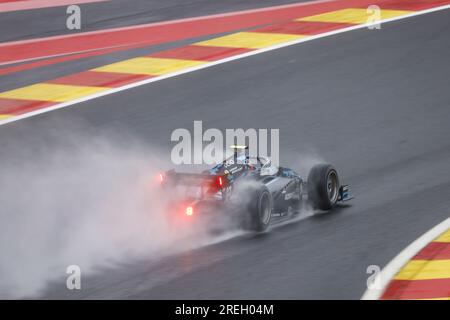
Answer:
top-left (307, 164), bottom-right (340, 210)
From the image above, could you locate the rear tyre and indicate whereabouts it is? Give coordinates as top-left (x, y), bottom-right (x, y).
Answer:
top-left (307, 164), bottom-right (340, 210)
top-left (244, 185), bottom-right (273, 232)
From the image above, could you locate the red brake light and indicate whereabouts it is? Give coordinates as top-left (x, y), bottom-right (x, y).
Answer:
top-left (186, 206), bottom-right (193, 216)
top-left (218, 176), bottom-right (223, 188)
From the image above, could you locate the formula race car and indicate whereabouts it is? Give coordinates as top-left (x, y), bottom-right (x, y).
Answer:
top-left (159, 146), bottom-right (352, 232)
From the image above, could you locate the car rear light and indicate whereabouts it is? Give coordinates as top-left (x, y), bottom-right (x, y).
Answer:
top-left (159, 173), bottom-right (164, 182)
top-left (186, 206), bottom-right (193, 216)
top-left (218, 176), bottom-right (223, 188)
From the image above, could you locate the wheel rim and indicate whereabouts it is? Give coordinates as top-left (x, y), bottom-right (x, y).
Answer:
top-left (259, 193), bottom-right (271, 224)
top-left (326, 171), bottom-right (339, 204)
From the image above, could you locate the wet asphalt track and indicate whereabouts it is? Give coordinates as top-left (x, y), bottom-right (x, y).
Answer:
top-left (1, 8), bottom-right (450, 299)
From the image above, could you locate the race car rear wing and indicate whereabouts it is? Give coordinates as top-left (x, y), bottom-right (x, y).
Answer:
top-left (161, 170), bottom-right (227, 189)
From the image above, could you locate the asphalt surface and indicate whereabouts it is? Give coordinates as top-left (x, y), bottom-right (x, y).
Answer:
top-left (0, 8), bottom-right (449, 299)
top-left (0, 0), bottom-right (310, 42)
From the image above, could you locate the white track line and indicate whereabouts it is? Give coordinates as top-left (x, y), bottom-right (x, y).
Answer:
top-left (1, 4), bottom-right (449, 127)
top-left (361, 217), bottom-right (450, 300)
top-left (0, 0), bottom-right (333, 46)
